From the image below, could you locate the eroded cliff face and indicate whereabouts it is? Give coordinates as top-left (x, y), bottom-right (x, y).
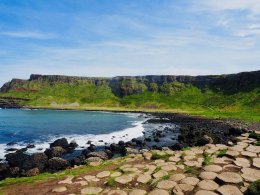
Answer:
top-left (1, 70), bottom-right (260, 97)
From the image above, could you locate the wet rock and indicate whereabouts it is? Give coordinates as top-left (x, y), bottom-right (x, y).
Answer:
top-left (26, 144), bottom-right (35, 149)
top-left (70, 155), bottom-right (86, 166)
top-left (87, 151), bottom-right (109, 160)
top-left (7, 142), bottom-right (17, 146)
top-left (88, 144), bottom-right (96, 152)
top-left (50, 138), bottom-right (69, 149)
top-left (44, 146), bottom-right (66, 158)
top-left (5, 151), bottom-right (30, 169)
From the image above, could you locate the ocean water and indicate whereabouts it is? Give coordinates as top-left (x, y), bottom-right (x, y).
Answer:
top-left (0, 109), bottom-right (146, 159)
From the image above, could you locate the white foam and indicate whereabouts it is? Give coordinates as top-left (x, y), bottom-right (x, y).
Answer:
top-left (0, 120), bottom-right (146, 159)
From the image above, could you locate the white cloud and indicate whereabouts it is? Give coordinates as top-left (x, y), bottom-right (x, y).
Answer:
top-left (0, 31), bottom-right (56, 39)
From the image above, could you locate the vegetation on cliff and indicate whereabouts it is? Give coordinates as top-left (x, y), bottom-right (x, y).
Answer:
top-left (0, 71), bottom-right (259, 121)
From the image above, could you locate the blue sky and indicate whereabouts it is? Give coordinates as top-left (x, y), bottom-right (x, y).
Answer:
top-left (0, 0), bottom-right (260, 85)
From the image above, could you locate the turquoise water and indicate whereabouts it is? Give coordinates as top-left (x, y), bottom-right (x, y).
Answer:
top-left (0, 109), bottom-right (145, 158)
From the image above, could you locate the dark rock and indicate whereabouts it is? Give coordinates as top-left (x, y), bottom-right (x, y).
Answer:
top-left (118, 141), bottom-right (125, 146)
top-left (86, 140), bottom-right (92, 144)
top-left (70, 155), bottom-right (86, 166)
top-left (5, 151), bottom-right (30, 168)
top-left (48, 157), bottom-right (70, 171)
top-left (88, 144), bottom-right (96, 152)
top-left (26, 144), bottom-right (36, 149)
top-left (196, 135), bottom-right (213, 146)
top-left (9, 167), bottom-right (20, 177)
top-left (7, 142), bottom-right (17, 146)
top-left (44, 146), bottom-right (66, 158)
top-left (0, 163), bottom-right (10, 180)
top-left (228, 128), bottom-right (243, 136)
top-left (81, 149), bottom-right (91, 157)
top-left (171, 143), bottom-right (183, 150)
top-left (145, 137), bottom-right (152, 142)
top-left (24, 168), bottom-right (39, 177)
top-left (109, 143), bottom-right (120, 152)
top-left (30, 153), bottom-right (48, 171)
top-left (154, 138), bottom-right (160, 142)
top-left (5, 148), bottom-right (18, 152)
top-left (50, 138), bottom-right (69, 149)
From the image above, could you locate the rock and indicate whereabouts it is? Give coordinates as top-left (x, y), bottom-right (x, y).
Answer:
top-left (178, 183), bottom-right (194, 192)
top-left (241, 167), bottom-right (260, 182)
top-left (180, 177), bottom-right (200, 186)
top-left (152, 170), bottom-right (168, 179)
top-left (125, 147), bottom-right (139, 155)
top-left (161, 164), bottom-right (177, 171)
top-left (7, 141), bottom-right (17, 146)
top-left (58, 176), bottom-right (74, 184)
top-left (170, 174), bottom-right (186, 182)
top-left (85, 157), bottom-right (103, 163)
top-left (115, 175), bottom-right (133, 184)
top-left (24, 168), bottom-right (39, 177)
top-left (203, 165), bottom-right (222, 172)
top-left (222, 164), bottom-right (241, 172)
top-left (197, 180), bottom-right (219, 190)
top-left (241, 151), bottom-right (257, 157)
top-left (148, 189), bottom-right (169, 195)
top-left (171, 143), bottom-right (183, 150)
top-left (50, 138), bottom-right (69, 149)
top-left (253, 158), bottom-right (260, 168)
top-left (5, 151), bottom-right (30, 169)
top-left (88, 161), bottom-right (101, 167)
top-left (137, 174), bottom-right (152, 184)
top-left (110, 171), bottom-right (122, 177)
top-left (195, 190), bottom-right (218, 195)
top-left (217, 185), bottom-right (243, 195)
top-left (172, 185), bottom-right (184, 195)
top-left (226, 150), bottom-right (239, 157)
top-left (129, 189), bottom-right (147, 195)
top-left (216, 172), bottom-right (243, 184)
top-left (199, 171), bottom-right (218, 180)
top-left (0, 163), bottom-right (9, 180)
top-left (143, 152), bottom-right (152, 160)
top-left (87, 151), bottom-right (109, 160)
top-left (196, 135), bottom-right (213, 146)
top-left (96, 171), bottom-right (110, 178)
top-left (157, 180), bottom-right (177, 190)
top-left (81, 187), bottom-right (103, 194)
top-left (48, 157), bottom-right (70, 171)
top-left (88, 144), bottom-right (96, 152)
top-left (44, 146), bottom-right (66, 158)
top-left (70, 155), bottom-right (86, 166)
top-left (169, 156), bottom-right (181, 162)
top-left (229, 128), bottom-right (243, 136)
top-left (108, 190), bottom-right (127, 195)
top-left (26, 144), bottom-right (35, 149)
top-left (52, 186), bottom-right (67, 193)
top-left (234, 158), bottom-right (250, 167)
top-left (246, 145), bottom-right (260, 153)
top-left (30, 153), bottom-right (48, 171)
top-left (9, 167), bottom-right (19, 177)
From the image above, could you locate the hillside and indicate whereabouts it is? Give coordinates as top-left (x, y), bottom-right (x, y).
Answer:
top-left (0, 70), bottom-right (260, 121)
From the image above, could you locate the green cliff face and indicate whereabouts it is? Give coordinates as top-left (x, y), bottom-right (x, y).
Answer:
top-left (0, 71), bottom-right (259, 121)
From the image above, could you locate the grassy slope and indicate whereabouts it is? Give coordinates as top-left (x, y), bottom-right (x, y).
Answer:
top-left (1, 80), bottom-right (259, 121)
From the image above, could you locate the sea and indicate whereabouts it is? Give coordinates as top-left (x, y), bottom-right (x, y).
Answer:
top-left (0, 109), bottom-right (147, 159)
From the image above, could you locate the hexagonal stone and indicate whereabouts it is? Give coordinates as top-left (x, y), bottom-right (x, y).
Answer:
top-left (241, 167), bottom-right (260, 182)
top-left (179, 183), bottom-right (194, 192)
top-left (161, 164), bottom-right (177, 171)
top-left (203, 165), bottom-right (222, 172)
top-left (152, 170), bottom-right (168, 179)
top-left (195, 190), bottom-right (218, 195)
top-left (253, 158), bottom-right (260, 168)
top-left (137, 174), bottom-right (152, 184)
top-left (234, 158), bottom-right (250, 168)
top-left (110, 171), bottom-right (122, 177)
top-left (108, 190), bottom-right (127, 195)
top-left (241, 151), bottom-right (257, 157)
top-left (246, 145), bottom-right (260, 153)
top-left (52, 186), bottom-right (67, 192)
top-left (216, 172), bottom-right (243, 183)
top-left (148, 189), bottom-right (169, 195)
top-left (58, 176), bottom-right (74, 184)
top-left (170, 173), bottom-right (186, 182)
top-left (226, 150), bottom-right (239, 157)
top-left (180, 177), bottom-right (200, 186)
top-left (229, 146), bottom-right (244, 152)
top-left (197, 180), bottom-right (219, 190)
top-left (199, 172), bottom-right (218, 180)
top-left (129, 189), bottom-right (147, 195)
top-left (96, 171), bottom-right (110, 178)
top-left (157, 180), bottom-right (177, 190)
top-left (217, 185), bottom-right (243, 195)
top-left (169, 156), bottom-right (181, 162)
top-left (222, 164), bottom-right (241, 172)
top-left (115, 175), bottom-right (133, 184)
top-left (172, 185), bottom-right (184, 195)
top-left (81, 187), bottom-right (103, 194)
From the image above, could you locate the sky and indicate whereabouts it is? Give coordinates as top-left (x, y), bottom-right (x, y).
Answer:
top-left (0, 0), bottom-right (260, 85)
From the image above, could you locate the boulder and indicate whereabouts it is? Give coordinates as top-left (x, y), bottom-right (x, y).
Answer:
top-left (47, 157), bottom-right (70, 171)
top-left (30, 153), bottom-right (48, 171)
top-left (24, 168), bottom-right (40, 177)
top-left (0, 163), bottom-right (10, 180)
top-left (196, 135), bottom-right (213, 146)
top-left (44, 146), bottom-right (66, 158)
top-left (5, 151), bottom-right (30, 168)
top-left (87, 151), bottom-right (109, 160)
top-left (228, 128), bottom-right (243, 136)
top-left (50, 138), bottom-right (69, 149)
top-left (70, 155), bottom-right (86, 166)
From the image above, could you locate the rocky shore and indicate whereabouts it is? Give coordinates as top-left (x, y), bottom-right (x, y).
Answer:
top-left (0, 113), bottom-right (258, 182)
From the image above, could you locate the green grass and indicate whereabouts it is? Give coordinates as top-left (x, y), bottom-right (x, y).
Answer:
top-left (202, 152), bottom-right (212, 165)
top-left (151, 152), bottom-right (170, 161)
top-left (217, 149), bottom-right (228, 157)
top-left (247, 179), bottom-right (260, 195)
top-left (1, 78), bottom-right (260, 122)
